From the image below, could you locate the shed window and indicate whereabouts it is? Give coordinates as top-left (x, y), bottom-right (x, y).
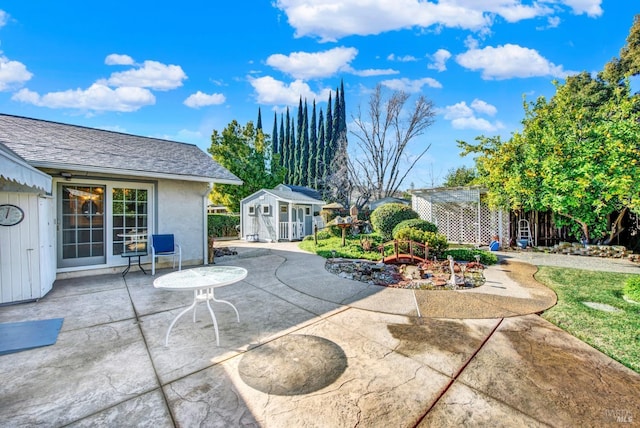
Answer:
top-left (262, 205), bottom-right (270, 215)
top-left (248, 205), bottom-right (256, 215)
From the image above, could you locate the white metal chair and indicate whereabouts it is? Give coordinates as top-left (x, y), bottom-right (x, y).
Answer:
top-left (151, 234), bottom-right (182, 275)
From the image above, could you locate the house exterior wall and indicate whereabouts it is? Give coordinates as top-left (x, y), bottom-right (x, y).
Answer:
top-left (156, 179), bottom-right (209, 266)
top-left (37, 169), bottom-right (211, 277)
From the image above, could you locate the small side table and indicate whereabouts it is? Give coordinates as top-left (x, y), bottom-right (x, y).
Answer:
top-left (121, 251), bottom-right (148, 277)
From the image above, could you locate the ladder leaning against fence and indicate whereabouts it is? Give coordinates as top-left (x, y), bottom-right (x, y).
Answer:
top-left (518, 219), bottom-right (532, 245)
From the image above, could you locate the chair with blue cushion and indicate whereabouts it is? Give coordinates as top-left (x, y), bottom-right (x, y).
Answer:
top-left (151, 234), bottom-right (182, 275)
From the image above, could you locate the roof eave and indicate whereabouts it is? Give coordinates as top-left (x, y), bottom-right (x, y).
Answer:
top-left (30, 162), bottom-right (243, 185)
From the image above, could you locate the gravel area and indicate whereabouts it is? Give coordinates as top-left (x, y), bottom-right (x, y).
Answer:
top-left (495, 250), bottom-right (640, 274)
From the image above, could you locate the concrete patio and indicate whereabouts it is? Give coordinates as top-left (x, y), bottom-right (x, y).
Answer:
top-left (1, 242), bottom-right (638, 427)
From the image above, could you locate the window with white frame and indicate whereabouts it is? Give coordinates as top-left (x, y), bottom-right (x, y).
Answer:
top-left (262, 204), bottom-right (271, 215)
top-left (248, 205), bottom-right (256, 215)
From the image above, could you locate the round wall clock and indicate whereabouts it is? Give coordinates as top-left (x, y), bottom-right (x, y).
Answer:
top-left (0, 204), bottom-right (25, 226)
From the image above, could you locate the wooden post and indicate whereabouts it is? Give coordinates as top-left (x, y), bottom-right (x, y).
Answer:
top-left (314, 224), bottom-right (318, 245)
top-left (341, 225), bottom-right (346, 247)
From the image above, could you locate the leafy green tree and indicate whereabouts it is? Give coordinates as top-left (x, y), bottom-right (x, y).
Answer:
top-left (208, 120), bottom-right (285, 212)
top-left (442, 166), bottom-right (477, 187)
top-left (602, 14), bottom-right (640, 83)
top-left (459, 74), bottom-right (640, 242)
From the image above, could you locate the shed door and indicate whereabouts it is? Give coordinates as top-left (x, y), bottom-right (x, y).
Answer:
top-left (0, 193), bottom-right (40, 304)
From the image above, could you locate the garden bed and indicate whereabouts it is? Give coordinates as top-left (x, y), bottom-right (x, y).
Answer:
top-left (325, 258), bottom-right (485, 290)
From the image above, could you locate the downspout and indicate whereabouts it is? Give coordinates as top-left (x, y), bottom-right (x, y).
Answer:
top-left (203, 183), bottom-right (213, 265)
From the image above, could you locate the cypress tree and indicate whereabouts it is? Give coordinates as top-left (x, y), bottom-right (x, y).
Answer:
top-left (289, 118), bottom-right (297, 184)
top-left (316, 108), bottom-right (325, 190)
top-left (300, 100), bottom-right (310, 186)
top-left (279, 114), bottom-right (285, 168)
top-left (284, 108), bottom-right (291, 182)
top-left (324, 92), bottom-right (333, 181)
top-left (257, 107), bottom-right (262, 131)
top-left (308, 100), bottom-right (317, 188)
top-left (272, 112), bottom-right (278, 156)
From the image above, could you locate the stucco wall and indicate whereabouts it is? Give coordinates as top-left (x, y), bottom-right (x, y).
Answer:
top-left (157, 179), bottom-right (209, 267)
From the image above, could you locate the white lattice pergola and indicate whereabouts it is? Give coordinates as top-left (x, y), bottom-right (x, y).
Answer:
top-left (411, 186), bottom-right (509, 246)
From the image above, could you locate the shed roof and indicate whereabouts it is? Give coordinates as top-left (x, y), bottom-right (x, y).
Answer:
top-left (242, 187), bottom-right (325, 205)
top-left (0, 114), bottom-right (241, 184)
top-left (278, 184), bottom-right (323, 201)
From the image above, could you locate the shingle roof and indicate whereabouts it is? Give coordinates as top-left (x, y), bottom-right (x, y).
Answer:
top-left (281, 184), bottom-right (323, 201)
top-left (0, 114), bottom-right (241, 184)
top-left (264, 189), bottom-right (325, 205)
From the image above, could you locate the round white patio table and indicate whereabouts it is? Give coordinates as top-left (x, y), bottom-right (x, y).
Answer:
top-left (153, 266), bottom-right (247, 346)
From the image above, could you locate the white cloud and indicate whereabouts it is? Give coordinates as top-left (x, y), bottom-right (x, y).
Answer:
top-left (104, 60), bottom-right (187, 90)
top-left (105, 54), bottom-right (135, 66)
top-left (184, 91), bottom-right (226, 108)
top-left (0, 55), bottom-right (33, 91)
top-left (12, 84), bottom-right (155, 112)
top-left (470, 99), bottom-right (497, 116)
top-left (350, 68), bottom-right (399, 77)
top-left (546, 16), bottom-right (561, 28)
top-left (562, 0), bottom-right (603, 17)
top-left (275, 0), bottom-right (490, 41)
top-left (427, 49), bottom-right (451, 72)
top-left (442, 100), bottom-right (503, 132)
top-left (0, 10), bottom-right (9, 27)
top-left (450, 116), bottom-right (502, 132)
top-left (249, 75), bottom-right (331, 106)
top-left (381, 77), bottom-right (442, 93)
top-left (387, 53), bottom-right (418, 62)
top-left (266, 46), bottom-right (357, 79)
top-left (456, 43), bottom-right (570, 80)
top-left (274, 0), bottom-right (582, 41)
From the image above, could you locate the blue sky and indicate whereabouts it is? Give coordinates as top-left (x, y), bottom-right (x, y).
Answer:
top-left (0, 1), bottom-right (636, 188)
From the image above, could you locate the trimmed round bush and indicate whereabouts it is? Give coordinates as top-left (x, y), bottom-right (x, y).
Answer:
top-left (623, 276), bottom-right (640, 302)
top-left (393, 228), bottom-right (449, 256)
top-left (392, 218), bottom-right (437, 237)
top-left (370, 203), bottom-right (419, 241)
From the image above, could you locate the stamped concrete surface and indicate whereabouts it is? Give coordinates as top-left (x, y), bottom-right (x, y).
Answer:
top-left (0, 241), bottom-right (638, 427)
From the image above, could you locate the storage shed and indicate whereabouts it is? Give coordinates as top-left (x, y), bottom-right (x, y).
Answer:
top-left (240, 184), bottom-right (325, 242)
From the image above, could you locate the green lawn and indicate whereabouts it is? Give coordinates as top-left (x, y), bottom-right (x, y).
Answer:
top-left (536, 267), bottom-right (640, 373)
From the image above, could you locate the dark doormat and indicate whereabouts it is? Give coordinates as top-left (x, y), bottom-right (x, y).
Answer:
top-left (0, 318), bottom-right (64, 355)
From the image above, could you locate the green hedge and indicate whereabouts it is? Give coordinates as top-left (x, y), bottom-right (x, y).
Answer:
top-left (623, 276), bottom-right (640, 302)
top-left (442, 248), bottom-right (498, 265)
top-left (208, 214), bottom-right (239, 237)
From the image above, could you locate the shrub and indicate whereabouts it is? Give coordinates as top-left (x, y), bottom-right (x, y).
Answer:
top-left (208, 214), bottom-right (239, 237)
top-left (623, 276), bottom-right (640, 302)
top-left (392, 219), bottom-right (438, 237)
top-left (442, 248), bottom-right (498, 265)
top-left (393, 228), bottom-right (449, 257)
top-left (370, 203), bottom-right (419, 241)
